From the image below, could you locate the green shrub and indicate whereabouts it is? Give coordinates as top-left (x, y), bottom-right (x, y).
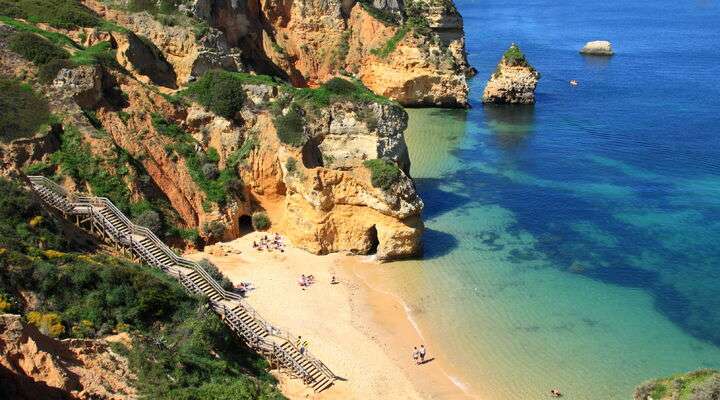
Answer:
top-left (9, 31), bottom-right (69, 65)
top-left (0, 0), bottom-right (101, 29)
top-left (133, 210), bottom-right (162, 234)
top-left (184, 70), bottom-right (247, 119)
top-left (37, 58), bottom-right (73, 83)
top-left (197, 259), bottom-right (233, 291)
top-left (201, 163), bottom-right (219, 180)
top-left (50, 126), bottom-right (133, 212)
top-left (363, 158), bottom-right (401, 190)
top-left (503, 43), bottom-right (529, 66)
top-left (251, 212), bottom-right (270, 231)
top-left (273, 103), bottom-right (306, 147)
top-left (285, 157), bottom-right (298, 175)
top-left (202, 220), bottom-right (225, 239)
top-left (0, 78), bottom-right (51, 143)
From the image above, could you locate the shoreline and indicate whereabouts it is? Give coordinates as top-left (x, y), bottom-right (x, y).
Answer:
top-left (186, 232), bottom-right (475, 400)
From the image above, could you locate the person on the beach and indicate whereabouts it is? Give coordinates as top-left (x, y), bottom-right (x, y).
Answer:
top-left (419, 345), bottom-right (426, 363)
top-left (412, 347), bottom-right (419, 364)
top-left (331, 275), bottom-right (338, 284)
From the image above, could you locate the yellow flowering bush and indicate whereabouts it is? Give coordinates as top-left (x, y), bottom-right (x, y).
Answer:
top-left (26, 311), bottom-right (65, 337)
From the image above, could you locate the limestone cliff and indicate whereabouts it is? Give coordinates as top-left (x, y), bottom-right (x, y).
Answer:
top-left (79, 0), bottom-right (472, 107)
top-left (0, 314), bottom-right (136, 400)
top-left (482, 44), bottom-right (540, 104)
top-left (1, 10), bottom-right (424, 259)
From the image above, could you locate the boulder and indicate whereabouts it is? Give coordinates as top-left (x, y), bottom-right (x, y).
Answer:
top-left (580, 40), bottom-right (614, 56)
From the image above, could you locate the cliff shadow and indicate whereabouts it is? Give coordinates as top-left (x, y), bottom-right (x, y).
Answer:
top-left (414, 177), bottom-right (473, 221)
top-left (0, 364), bottom-right (73, 400)
top-left (482, 104), bottom-right (536, 150)
top-left (419, 228), bottom-right (458, 260)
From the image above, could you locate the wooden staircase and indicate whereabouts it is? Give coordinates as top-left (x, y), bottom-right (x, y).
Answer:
top-left (26, 175), bottom-right (336, 393)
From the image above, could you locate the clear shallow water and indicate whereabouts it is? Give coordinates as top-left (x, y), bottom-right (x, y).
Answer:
top-left (373, 0), bottom-right (720, 398)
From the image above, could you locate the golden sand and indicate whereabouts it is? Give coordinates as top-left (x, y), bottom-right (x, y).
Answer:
top-left (186, 232), bottom-right (475, 400)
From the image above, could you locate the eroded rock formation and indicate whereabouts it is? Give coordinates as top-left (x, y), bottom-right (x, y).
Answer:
top-left (482, 43), bottom-right (540, 104)
top-left (0, 314), bottom-right (136, 400)
top-left (79, 0), bottom-right (471, 107)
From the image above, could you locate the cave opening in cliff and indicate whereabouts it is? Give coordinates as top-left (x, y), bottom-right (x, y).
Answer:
top-left (238, 215), bottom-right (253, 236)
top-left (367, 225), bottom-right (379, 255)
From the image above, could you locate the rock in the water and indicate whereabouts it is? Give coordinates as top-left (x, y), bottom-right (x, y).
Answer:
top-left (482, 43), bottom-right (540, 104)
top-left (580, 40), bottom-right (614, 56)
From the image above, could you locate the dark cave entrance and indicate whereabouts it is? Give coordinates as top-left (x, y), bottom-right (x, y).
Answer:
top-left (367, 225), bottom-right (379, 255)
top-left (238, 215), bottom-right (253, 236)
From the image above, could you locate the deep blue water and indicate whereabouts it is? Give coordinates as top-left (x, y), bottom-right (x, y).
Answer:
top-left (392, 0), bottom-right (720, 397)
top-left (459, 0), bottom-right (720, 348)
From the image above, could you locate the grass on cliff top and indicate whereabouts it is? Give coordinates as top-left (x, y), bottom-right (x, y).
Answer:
top-left (0, 15), bottom-right (81, 48)
top-left (363, 158), bottom-right (401, 190)
top-left (0, 77), bottom-right (52, 143)
top-left (0, 0), bottom-right (101, 29)
top-left (634, 369), bottom-right (720, 400)
top-left (0, 178), bottom-right (285, 399)
top-left (291, 77), bottom-right (393, 107)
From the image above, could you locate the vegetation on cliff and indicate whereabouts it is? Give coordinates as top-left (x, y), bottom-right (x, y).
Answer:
top-left (0, 178), bottom-right (285, 399)
top-left (0, 0), bottom-right (100, 29)
top-left (363, 158), bottom-right (401, 190)
top-left (0, 77), bottom-right (52, 142)
top-left (152, 113), bottom-right (243, 209)
top-left (634, 369), bottom-right (720, 400)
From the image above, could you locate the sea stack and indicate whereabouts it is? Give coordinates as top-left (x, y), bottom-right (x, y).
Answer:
top-left (482, 43), bottom-right (540, 104)
top-left (580, 40), bottom-right (614, 56)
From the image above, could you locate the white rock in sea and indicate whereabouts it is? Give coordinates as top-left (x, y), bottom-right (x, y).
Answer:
top-left (580, 40), bottom-right (614, 56)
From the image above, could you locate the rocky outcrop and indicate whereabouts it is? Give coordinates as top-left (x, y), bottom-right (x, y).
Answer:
top-left (0, 314), bottom-right (136, 400)
top-left (350, 5), bottom-right (470, 107)
top-left (82, 0), bottom-right (244, 86)
top-left (634, 369), bottom-right (719, 400)
top-left (580, 40), bottom-right (614, 56)
top-left (482, 44), bottom-right (540, 104)
top-left (0, 127), bottom-right (60, 178)
top-left (79, 0), bottom-right (471, 107)
top-left (113, 31), bottom-right (178, 89)
top-left (71, 66), bottom-right (423, 259)
top-left (247, 99), bottom-right (424, 259)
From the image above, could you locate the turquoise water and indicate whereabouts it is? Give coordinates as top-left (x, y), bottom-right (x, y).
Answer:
top-left (376, 1), bottom-right (720, 398)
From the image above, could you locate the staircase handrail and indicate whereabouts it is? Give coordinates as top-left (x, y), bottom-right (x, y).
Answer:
top-left (29, 176), bottom-right (242, 302)
top-left (27, 175), bottom-right (334, 383)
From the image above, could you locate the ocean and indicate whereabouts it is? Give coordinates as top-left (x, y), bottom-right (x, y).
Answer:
top-left (371, 0), bottom-right (720, 398)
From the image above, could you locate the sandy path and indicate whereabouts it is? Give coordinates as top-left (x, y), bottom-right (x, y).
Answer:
top-left (186, 232), bottom-right (474, 400)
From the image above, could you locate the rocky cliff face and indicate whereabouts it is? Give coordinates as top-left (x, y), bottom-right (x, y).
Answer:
top-left (1, 6), bottom-right (425, 259)
top-left (0, 314), bottom-right (136, 400)
top-left (45, 64), bottom-right (423, 259)
top-left (80, 0), bottom-right (471, 107)
top-left (482, 44), bottom-right (540, 104)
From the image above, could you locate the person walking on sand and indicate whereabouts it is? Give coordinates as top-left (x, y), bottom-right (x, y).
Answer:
top-left (419, 345), bottom-right (427, 364)
top-left (412, 346), bottom-right (420, 365)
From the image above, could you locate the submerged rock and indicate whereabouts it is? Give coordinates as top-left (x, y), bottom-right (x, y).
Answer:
top-left (580, 40), bottom-right (614, 56)
top-left (482, 43), bottom-right (540, 104)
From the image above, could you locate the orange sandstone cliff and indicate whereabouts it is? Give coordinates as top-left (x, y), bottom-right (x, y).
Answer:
top-left (81, 0), bottom-right (473, 107)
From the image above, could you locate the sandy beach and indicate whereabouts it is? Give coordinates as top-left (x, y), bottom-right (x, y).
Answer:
top-left (186, 232), bottom-right (474, 400)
